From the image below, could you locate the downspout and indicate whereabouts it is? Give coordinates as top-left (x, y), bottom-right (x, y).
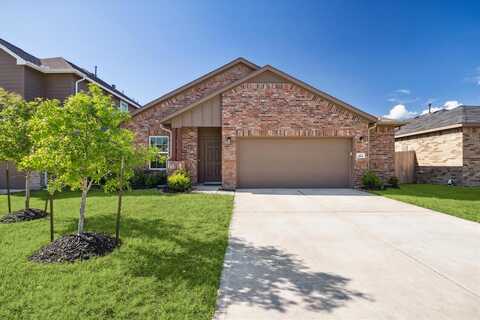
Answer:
top-left (367, 123), bottom-right (377, 170)
top-left (75, 77), bottom-right (87, 94)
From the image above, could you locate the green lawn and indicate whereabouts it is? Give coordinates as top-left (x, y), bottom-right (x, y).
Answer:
top-left (0, 189), bottom-right (233, 320)
top-left (373, 184), bottom-right (480, 223)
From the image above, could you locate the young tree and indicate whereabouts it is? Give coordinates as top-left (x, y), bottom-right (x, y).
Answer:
top-left (28, 98), bottom-right (66, 240)
top-left (103, 144), bottom-right (155, 242)
top-left (0, 88), bottom-right (37, 211)
top-left (29, 84), bottom-right (141, 234)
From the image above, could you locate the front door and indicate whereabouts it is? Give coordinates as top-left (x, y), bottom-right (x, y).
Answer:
top-left (198, 128), bottom-right (221, 183)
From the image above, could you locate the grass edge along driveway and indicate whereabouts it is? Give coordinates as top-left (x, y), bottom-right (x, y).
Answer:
top-left (373, 184), bottom-right (480, 223)
top-left (0, 189), bottom-right (233, 320)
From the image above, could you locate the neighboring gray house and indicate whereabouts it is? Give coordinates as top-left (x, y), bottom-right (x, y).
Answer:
top-left (0, 38), bottom-right (141, 190)
top-left (395, 106), bottom-right (480, 186)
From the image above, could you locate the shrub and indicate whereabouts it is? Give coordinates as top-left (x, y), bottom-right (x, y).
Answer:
top-left (130, 170), bottom-right (166, 189)
top-left (129, 170), bottom-right (146, 188)
top-left (388, 176), bottom-right (399, 188)
top-left (362, 170), bottom-right (383, 190)
top-left (167, 169), bottom-right (192, 192)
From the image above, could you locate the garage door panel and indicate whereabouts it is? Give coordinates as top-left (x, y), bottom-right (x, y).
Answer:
top-left (237, 138), bottom-right (351, 188)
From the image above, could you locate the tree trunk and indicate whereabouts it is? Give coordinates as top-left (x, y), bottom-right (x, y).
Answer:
top-left (5, 162), bottom-right (11, 213)
top-left (25, 171), bottom-right (30, 210)
top-left (78, 179), bottom-right (89, 234)
top-left (49, 193), bottom-right (54, 242)
top-left (115, 157), bottom-right (125, 242)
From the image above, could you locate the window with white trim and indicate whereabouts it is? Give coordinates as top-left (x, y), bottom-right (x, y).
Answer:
top-left (149, 136), bottom-right (169, 170)
top-left (119, 101), bottom-right (129, 112)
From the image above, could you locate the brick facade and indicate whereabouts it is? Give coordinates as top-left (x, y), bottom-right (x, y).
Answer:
top-left (395, 127), bottom-right (480, 186)
top-left (129, 62), bottom-right (397, 189)
top-left (180, 127), bottom-right (198, 184)
top-left (369, 125), bottom-right (395, 181)
top-left (221, 82), bottom-right (375, 189)
top-left (395, 128), bottom-right (463, 166)
top-left (126, 64), bottom-right (255, 147)
top-left (416, 166), bottom-right (463, 185)
top-left (462, 127), bottom-right (480, 186)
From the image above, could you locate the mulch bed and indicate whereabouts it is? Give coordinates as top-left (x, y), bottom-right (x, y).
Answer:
top-left (0, 208), bottom-right (48, 224)
top-left (29, 232), bottom-right (119, 263)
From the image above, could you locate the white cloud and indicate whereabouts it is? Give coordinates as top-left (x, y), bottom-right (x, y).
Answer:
top-left (387, 89), bottom-right (418, 105)
top-left (420, 100), bottom-right (462, 115)
top-left (443, 100), bottom-right (461, 110)
top-left (395, 89), bottom-right (411, 95)
top-left (384, 104), bottom-right (417, 120)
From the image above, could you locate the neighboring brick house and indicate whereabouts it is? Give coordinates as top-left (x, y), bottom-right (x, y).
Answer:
top-left (395, 106), bottom-right (480, 186)
top-left (128, 58), bottom-right (398, 189)
top-left (0, 38), bottom-right (141, 190)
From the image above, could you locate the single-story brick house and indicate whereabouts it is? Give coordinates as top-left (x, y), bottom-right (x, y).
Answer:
top-left (127, 58), bottom-right (399, 189)
top-left (395, 106), bottom-right (480, 186)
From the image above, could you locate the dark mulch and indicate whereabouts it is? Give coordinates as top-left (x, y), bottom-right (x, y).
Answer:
top-left (0, 208), bottom-right (48, 224)
top-left (29, 232), bottom-right (119, 263)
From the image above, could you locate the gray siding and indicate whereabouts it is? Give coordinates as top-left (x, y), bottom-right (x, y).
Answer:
top-left (45, 74), bottom-right (77, 101)
top-left (0, 49), bottom-right (25, 96)
top-left (24, 67), bottom-right (45, 100)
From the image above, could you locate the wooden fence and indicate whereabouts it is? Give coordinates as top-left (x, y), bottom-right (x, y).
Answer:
top-left (395, 151), bottom-right (416, 183)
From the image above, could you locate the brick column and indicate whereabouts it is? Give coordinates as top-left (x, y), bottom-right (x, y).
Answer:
top-left (181, 127), bottom-right (198, 184)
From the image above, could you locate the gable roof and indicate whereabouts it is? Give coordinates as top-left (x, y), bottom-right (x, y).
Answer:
top-left (0, 38), bottom-right (42, 66)
top-left (396, 106), bottom-right (480, 138)
top-left (134, 57), bottom-right (260, 116)
top-left (160, 64), bottom-right (378, 123)
top-left (0, 38), bottom-right (141, 108)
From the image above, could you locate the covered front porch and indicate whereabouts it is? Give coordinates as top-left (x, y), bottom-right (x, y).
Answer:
top-left (167, 126), bottom-right (222, 185)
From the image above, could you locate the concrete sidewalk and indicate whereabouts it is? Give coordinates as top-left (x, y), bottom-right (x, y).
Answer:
top-left (214, 189), bottom-right (480, 320)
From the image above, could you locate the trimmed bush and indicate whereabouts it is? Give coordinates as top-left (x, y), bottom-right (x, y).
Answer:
top-left (167, 169), bottom-right (192, 192)
top-left (388, 176), bottom-right (399, 188)
top-left (362, 170), bottom-right (383, 190)
top-left (130, 170), bottom-right (167, 189)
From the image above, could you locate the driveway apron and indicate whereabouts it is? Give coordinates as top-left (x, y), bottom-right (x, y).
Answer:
top-left (214, 189), bottom-right (480, 320)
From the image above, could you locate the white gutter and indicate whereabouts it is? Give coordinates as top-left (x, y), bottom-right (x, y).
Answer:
top-left (75, 77), bottom-right (87, 94)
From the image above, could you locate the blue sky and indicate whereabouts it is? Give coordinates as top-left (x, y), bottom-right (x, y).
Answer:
top-left (1, 0), bottom-right (479, 118)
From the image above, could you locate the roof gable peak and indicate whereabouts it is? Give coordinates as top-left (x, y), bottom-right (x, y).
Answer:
top-left (159, 63), bottom-right (378, 123)
top-left (135, 57), bottom-right (259, 115)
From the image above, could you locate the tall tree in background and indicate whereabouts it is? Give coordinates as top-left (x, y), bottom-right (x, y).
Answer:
top-left (0, 88), bottom-right (37, 211)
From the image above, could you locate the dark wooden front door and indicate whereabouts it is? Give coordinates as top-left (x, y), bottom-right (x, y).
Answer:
top-left (198, 128), bottom-right (221, 183)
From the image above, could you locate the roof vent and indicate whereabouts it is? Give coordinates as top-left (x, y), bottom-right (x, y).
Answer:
top-left (428, 103), bottom-right (432, 114)
top-left (112, 84), bottom-right (116, 89)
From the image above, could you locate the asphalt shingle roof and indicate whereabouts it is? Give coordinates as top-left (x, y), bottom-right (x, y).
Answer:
top-left (396, 106), bottom-right (480, 136)
top-left (0, 38), bottom-right (42, 66)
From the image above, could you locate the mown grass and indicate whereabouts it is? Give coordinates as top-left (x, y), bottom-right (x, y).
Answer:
top-left (0, 189), bottom-right (233, 320)
top-left (373, 184), bottom-right (480, 223)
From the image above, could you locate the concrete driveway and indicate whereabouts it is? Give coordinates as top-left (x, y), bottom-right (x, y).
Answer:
top-left (214, 189), bottom-right (480, 320)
